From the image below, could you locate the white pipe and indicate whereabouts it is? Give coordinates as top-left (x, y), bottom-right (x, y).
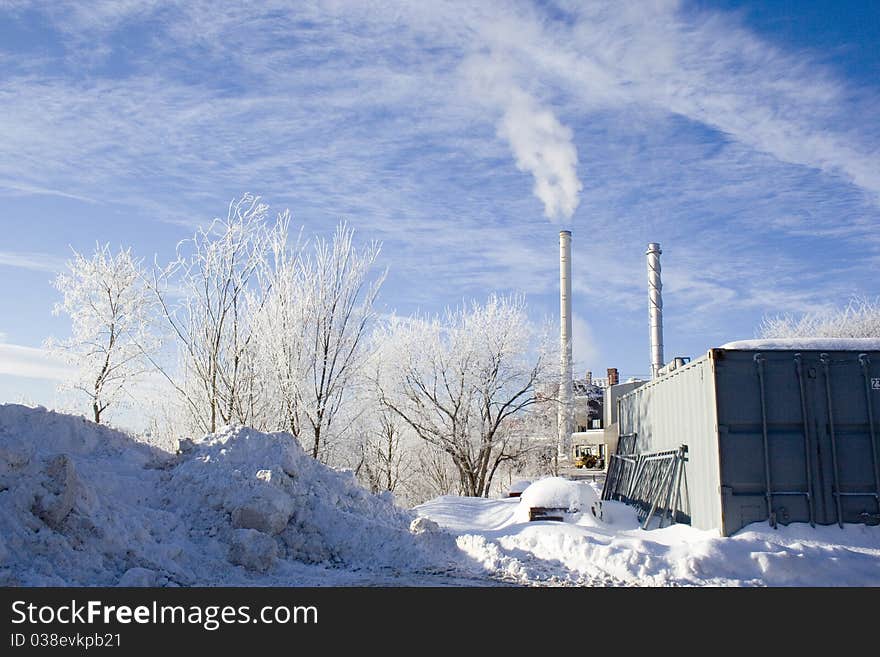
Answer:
top-left (646, 242), bottom-right (664, 379)
top-left (558, 230), bottom-right (573, 459)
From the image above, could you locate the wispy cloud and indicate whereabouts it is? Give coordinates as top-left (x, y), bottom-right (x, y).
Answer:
top-left (0, 251), bottom-right (66, 273)
top-left (0, 0), bottom-right (876, 375)
top-left (0, 179), bottom-right (98, 203)
top-left (0, 343), bottom-right (72, 381)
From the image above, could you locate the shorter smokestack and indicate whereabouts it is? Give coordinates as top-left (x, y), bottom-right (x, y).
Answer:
top-left (607, 368), bottom-right (619, 386)
top-left (646, 243), bottom-right (664, 379)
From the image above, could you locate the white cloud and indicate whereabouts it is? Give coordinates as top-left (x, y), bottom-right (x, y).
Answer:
top-left (0, 343), bottom-right (72, 381)
top-left (0, 178), bottom-right (98, 203)
top-left (0, 251), bottom-right (66, 273)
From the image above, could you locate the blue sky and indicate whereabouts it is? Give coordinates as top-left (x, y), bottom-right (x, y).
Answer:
top-left (0, 0), bottom-right (878, 425)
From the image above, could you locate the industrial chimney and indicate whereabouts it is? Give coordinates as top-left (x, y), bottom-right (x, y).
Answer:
top-left (606, 368), bottom-right (619, 386)
top-left (558, 230), bottom-right (573, 459)
top-left (646, 242), bottom-right (664, 379)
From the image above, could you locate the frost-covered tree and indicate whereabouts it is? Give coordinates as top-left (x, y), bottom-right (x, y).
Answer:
top-left (252, 222), bottom-right (385, 460)
top-left (354, 402), bottom-right (411, 496)
top-left (376, 294), bottom-right (550, 498)
top-left (47, 244), bottom-right (157, 424)
top-left (148, 194), bottom-right (274, 434)
top-left (408, 442), bottom-right (462, 503)
top-left (759, 296), bottom-right (880, 339)
top-left (487, 396), bottom-right (560, 494)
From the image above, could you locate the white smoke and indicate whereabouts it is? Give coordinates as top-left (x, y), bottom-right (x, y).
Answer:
top-left (497, 88), bottom-right (583, 222)
top-left (462, 54), bottom-right (582, 222)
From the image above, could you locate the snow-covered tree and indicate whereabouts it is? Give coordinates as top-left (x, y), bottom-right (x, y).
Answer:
top-left (759, 296), bottom-right (880, 339)
top-left (148, 194), bottom-right (274, 434)
top-left (408, 442), bottom-right (462, 503)
top-left (252, 222), bottom-right (385, 460)
top-left (375, 294), bottom-right (550, 498)
top-left (353, 402), bottom-right (412, 496)
top-left (487, 395), bottom-right (559, 494)
top-left (47, 243), bottom-right (157, 424)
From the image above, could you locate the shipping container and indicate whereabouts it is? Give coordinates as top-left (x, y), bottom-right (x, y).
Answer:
top-left (615, 345), bottom-right (880, 536)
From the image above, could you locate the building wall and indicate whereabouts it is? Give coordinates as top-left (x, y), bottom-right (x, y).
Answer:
top-left (604, 380), bottom-right (647, 428)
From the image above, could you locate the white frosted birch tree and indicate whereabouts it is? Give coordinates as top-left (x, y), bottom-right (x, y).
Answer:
top-left (252, 222), bottom-right (385, 460)
top-left (48, 244), bottom-right (157, 424)
top-left (148, 194), bottom-right (274, 435)
top-left (759, 296), bottom-right (880, 338)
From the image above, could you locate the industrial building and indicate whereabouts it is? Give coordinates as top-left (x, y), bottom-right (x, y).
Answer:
top-left (556, 232), bottom-right (880, 536)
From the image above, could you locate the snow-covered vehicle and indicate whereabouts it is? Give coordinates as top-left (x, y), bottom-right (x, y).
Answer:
top-left (516, 477), bottom-right (602, 522)
top-left (506, 480), bottom-right (532, 498)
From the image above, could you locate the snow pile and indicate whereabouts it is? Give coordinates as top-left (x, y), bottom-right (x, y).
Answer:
top-left (0, 404), bottom-right (184, 586)
top-left (721, 338), bottom-right (880, 351)
top-left (513, 477), bottom-right (602, 524)
top-left (0, 404), bottom-right (463, 586)
top-left (5, 403), bottom-right (879, 587)
top-left (166, 426), bottom-right (457, 571)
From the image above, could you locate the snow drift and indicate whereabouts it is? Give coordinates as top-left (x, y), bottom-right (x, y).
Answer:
top-left (417, 495), bottom-right (880, 587)
top-left (0, 404), bottom-right (463, 586)
top-left (167, 426), bottom-right (453, 571)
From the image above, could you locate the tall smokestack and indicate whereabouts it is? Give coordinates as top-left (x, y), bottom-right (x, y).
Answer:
top-left (558, 230), bottom-right (573, 459)
top-left (646, 242), bottom-right (664, 379)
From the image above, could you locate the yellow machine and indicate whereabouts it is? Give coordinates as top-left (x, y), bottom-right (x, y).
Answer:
top-left (573, 444), bottom-right (605, 469)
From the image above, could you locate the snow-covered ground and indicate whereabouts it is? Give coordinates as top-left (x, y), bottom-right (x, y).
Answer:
top-left (2, 404), bottom-right (878, 587)
top-left (416, 494), bottom-right (880, 586)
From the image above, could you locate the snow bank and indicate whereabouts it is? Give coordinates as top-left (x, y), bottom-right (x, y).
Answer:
top-left (721, 338), bottom-right (880, 351)
top-left (167, 426), bottom-right (457, 570)
top-left (0, 404), bottom-right (463, 586)
top-left (514, 477), bottom-right (602, 524)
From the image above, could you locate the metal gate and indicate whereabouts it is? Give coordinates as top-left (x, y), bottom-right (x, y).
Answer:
top-left (602, 434), bottom-right (689, 530)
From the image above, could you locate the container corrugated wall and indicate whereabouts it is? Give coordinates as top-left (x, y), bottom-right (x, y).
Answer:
top-left (618, 355), bottom-right (722, 530)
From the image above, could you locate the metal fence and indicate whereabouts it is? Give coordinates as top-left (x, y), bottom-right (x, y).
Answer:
top-left (602, 439), bottom-right (688, 530)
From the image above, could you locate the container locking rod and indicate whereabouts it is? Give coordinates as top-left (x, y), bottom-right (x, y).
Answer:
top-left (821, 354), bottom-right (844, 528)
top-left (794, 354), bottom-right (816, 527)
top-left (755, 354), bottom-right (776, 528)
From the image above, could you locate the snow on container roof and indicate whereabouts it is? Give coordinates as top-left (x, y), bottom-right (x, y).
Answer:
top-left (720, 337), bottom-right (880, 351)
